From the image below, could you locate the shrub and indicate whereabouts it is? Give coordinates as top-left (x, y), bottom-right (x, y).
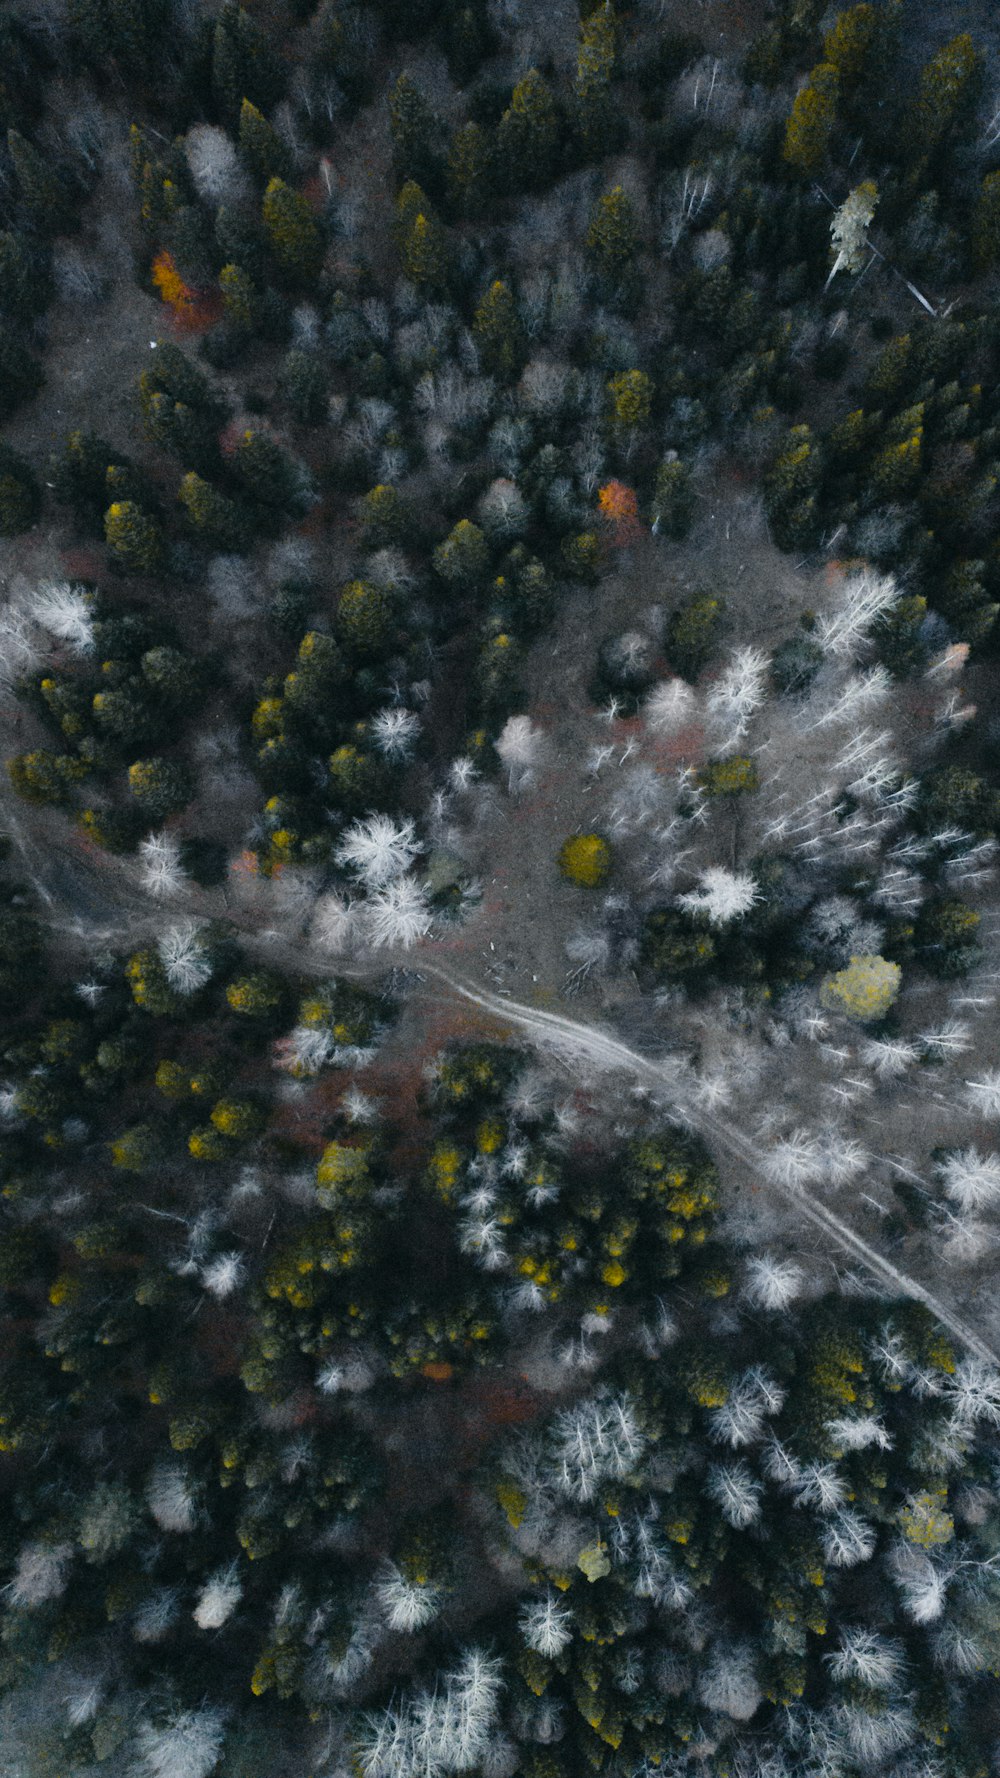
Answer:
top-left (559, 833), bottom-right (611, 887)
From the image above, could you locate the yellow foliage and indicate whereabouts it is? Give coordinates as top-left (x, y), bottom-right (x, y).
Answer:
top-left (559, 832), bottom-right (612, 888)
top-left (820, 953), bottom-right (901, 1022)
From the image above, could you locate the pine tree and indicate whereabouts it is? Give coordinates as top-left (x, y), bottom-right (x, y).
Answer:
top-left (139, 343), bottom-right (227, 470)
top-left (497, 69), bottom-right (560, 192)
top-left (390, 75), bottom-right (445, 193)
top-left (239, 99), bottom-right (292, 184)
top-left (0, 228), bottom-right (50, 323)
top-left (336, 579), bottom-right (392, 658)
top-left (910, 33), bottom-right (982, 158)
top-left (652, 457), bottom-right (693, 539)
top-left (360, 483), bottom-right (410, 549)
top-left (606, 369), bottom-right (652, 436)
top-left (0, 443), bottom-right (39, 536)
top-left (262, 177), bottom-right (325, 285)
top-left (234, 428), bottom-right (299, 511)
top-left (212, 1), bottom-right (282, 124)
top-left (104, 501), bottom-right (165, 573)
top-left (823, 3), bottom-right (878, 86)
top-left (178, 473), bottom-right (249, 550)
top-left (586, 185), bottom-right (639, 297)
top-left (575, 5), bottom-right (621, 159)
top-left (219, 261), bottom-right (260, 332)
top-left (50, 430), bottom-right (118, 526)
top-left (6, 128), bottom-right (74, 234)
top-left (127, 757), bottom-right (192, 820)
top-left (971, 171), bottom-right (1000, 272)
top-left (401, 206), bottom-right (450, 293)
top-left (433, 519), bottom-right (489, 588)
top-left (473, 281), bottom-right (524, 380)
top-left (782, 63), bottom-right (839, 175)
top-left (68, 0), bottom-right (168, 78)
top-left (8, 750), bottom-right (85, 805)
top-left (282, 346), bottom-right (328, 423)
top-left (447, 120), bottom-right (494, 218)
top-left (0, 326), bottom-right (42, 420)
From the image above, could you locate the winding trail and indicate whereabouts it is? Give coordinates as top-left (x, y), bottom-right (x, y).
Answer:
top-left (419, 963), bottom-right (1000, 1370)
top-left (3, 792), bottom-right (998, 1368)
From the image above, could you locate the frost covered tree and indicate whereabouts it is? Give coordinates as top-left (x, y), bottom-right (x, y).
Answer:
top-left (363, 877), bottom-right (431, 948)
top-left (337, 814), bottom-right (422, 886)
top-left (147, 1464), bottom-right (197, 1534)
top-left (135, 1707), bottom-right (227, 1778)
top-left (677, 867), bottom-right (759, 927)
top-left (496, 715), bottom-right (546, 795)
top-left (157, 922), bottom-right (213, 996)
top-left (193, 1564), bottom-right (243, 1630)
top-left (7, 1540), bottom-right (73, 1606)
top-left (828, 180), bottom-right (878, 281)
top-left (137, 831), bottom-right (189, 900)
top-left (518, 1591), bottom-right (573, 1657)
top-left (374, 1561), bottom-right (442, 1634)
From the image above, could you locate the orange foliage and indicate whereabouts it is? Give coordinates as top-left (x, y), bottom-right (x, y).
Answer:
top-left (598, 479), bottom-right (641, 544)
top-left (151, 250), bottom-right (222, 333)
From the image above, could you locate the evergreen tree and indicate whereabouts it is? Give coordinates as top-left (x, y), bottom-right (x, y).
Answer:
top-left (0, 229), bottom-right (50, 323)
top-left (652, 457), bottom-right (693, 539)
top-left (234, 428), bottom-right (300, 512)
top-left (472, 281), bottom-right (524, 380)
top-left (219, 261), bottom-right (261, 332)
top-left (0, 443), bottom-right (39, 536)
top-left (496, 69), bottom-right (560, 192)
top-left (360, 483), bottom-right (410, 549)
top-left (212, 1), bottom-right (282, 125)
top-left (400, 205), bottom-right (450, 293)
top-left (337, 580), bottom-right (392, 657)
top-left (282, 346), bottom-right (328, 423)
top-left (239, 99), bottom-right (292, 184)
top-left (67, 0), bottom-right (169, 79)
top-left (910, 32), bottom-right (982, 160)
top-left (104, 501), bottom-right (165, 574)
top-left (139, 344), bottom-right (227, 471)
top-left (447, 121), bottom-right (494, 219)
top-left (127, 757), bottom-right (193, 820)
top-left (389, 75), bottom-right (445, 193)
top-left (971, 171), bottom-right (1000, 272)
top-left (6, 128), bottom-right (74, 234)
top-left (178, 472), bottom-right (249, 550)
top-left (50, 431), bottom-right (118, 528)
top-left (586, 185), bottom-right (639, 299)
top-left (262, 178), bottom-right (325, 286)
top-left (8, 750), bottom-right (85, 805)
top-left (0, 327), bottom-right (42, 420)
top-left (434, 519), bottom-right (489, 589)
top-left (575, 4), bottom-right (621, 159)
top-left (782, 63), bottom-right (839, 175)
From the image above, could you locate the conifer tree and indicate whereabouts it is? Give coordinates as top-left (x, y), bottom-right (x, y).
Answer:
top-left (585, 185), bottom-right (639, 298)
top-left (971, 171), bottom-right (1000, 271)
top-left (127, 757), bottom-right (193, 821)
top-left (400, 206), bottom-right (450, 293)
top-left (0, 229), bottom-right (50, 322)
top-left (389, 75), bottom-right (445, 193)
top-left (472, 281), bottom-right (524, 380)
top-left (104, 501), bottom-right (165, 574)
top-left (782, 63), bottom-right (839, 175)
top-left (50, 430), bottom-right (118, 527)
top-left (433, 519), bottom-right (489, 589)
top-left (239, 99), bottom-right (292, 184)
top-left (337, 580), bottom-right (392, 657)
top-left (447, 121), bottom-right (493, 218)
top-left (497, 69), bottom-right (560, 191)
top-left (910, 33), bottom-right (982, 159)
top-left (234, 428), bottom-right (299, 512)
top-left (6, 129), bottom-right (74, 234)
top-left (219, 261), bottom-right (261, 332)
top-left (262, 177), bottom-right (324, 285)
top-left (178, 472), bottom-right (249, 550)
top-left (0, 443), bottom-right (39, 536)
top-left (575, 4), bottom-right (621, 159)
top-left (68, 0), bottom-right (168, 79)
top-left (212, 1), bottom-right (282, 124)
top-left (0, 327), bottom-right (42, 420)
top-left (652, 457), bottom-right (693, 539)
top-left (8, 750), bottom-right (85, 805)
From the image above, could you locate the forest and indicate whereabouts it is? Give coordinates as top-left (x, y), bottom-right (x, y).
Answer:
top-left (2, 0), bottom-right (1000, 1773)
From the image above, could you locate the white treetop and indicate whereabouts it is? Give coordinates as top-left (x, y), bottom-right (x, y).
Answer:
top-left (364, 876), bottom-right (432, 949)
top-left (643, 677), bottom-right (697, 734)
top-left (828, 180), bottom-right (879, 280)
top-left (337, 814), bottom-right (422, 886)
top-left (677, 866), bottom-right (759, 927)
